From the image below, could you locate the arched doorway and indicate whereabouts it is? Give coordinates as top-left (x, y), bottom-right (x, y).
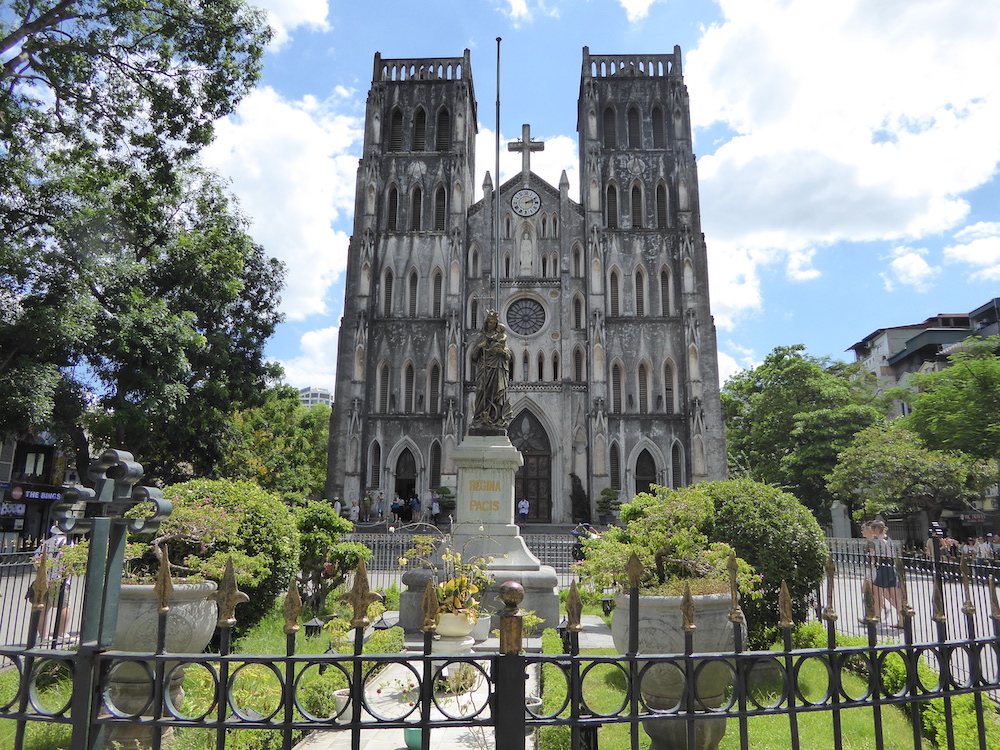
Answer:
top-left (635, 449), bottom-right (657, 496)
top-left (394, 449), bottom-right (416, 502)
top-left (510, 411), bottom-right (552, 522)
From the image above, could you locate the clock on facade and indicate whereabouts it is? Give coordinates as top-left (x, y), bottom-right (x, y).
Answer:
top-left (511, 188), bottom-right (541, 217)
top-left (506, 298), bottom-right (546, 335)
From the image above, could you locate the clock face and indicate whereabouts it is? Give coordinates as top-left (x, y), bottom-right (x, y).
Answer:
top-left (506, 298), bottom-right (546, 335)
top-left (511, 188), bottom-right (541, 217)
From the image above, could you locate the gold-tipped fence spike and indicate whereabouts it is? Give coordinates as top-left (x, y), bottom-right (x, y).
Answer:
top-left (283, 579), bottom-right (303, 635)
top-left (421, 579), bottom-right (439, 632)
top-left (960, 552), bottom-right (976, 616)
top-left (566, 581), bottom-right (583, 632)
top-left (896, 556), bottom-right (914, 618)
top-left (778, 581), bottom-right (794, 629)
top-left (209, 556), bottom-right (250, 628)
top-left (990, 580), bottom-right (1000, 623)
top-left (727, 550), bottom-right (745, 624)
top-left (154, 548), bottom-right (173, 615)
top-left (933, 579), bottom-right (946, 623)
top-left (681, 581), bottom-right (696, 633)
top-left (343, 557), bottom-right (383, 629)
top-left (823, 554), bottom-right (838, 622)
top-left (626, 552), bottom-right (644, 589)
top-left (30, 549), bottom-right (49, 613)
top-left (861, 579), bottom-right (878, 624)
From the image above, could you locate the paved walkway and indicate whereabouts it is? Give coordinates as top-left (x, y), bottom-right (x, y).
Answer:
top-left (293, 615), bottom-right (614, 750)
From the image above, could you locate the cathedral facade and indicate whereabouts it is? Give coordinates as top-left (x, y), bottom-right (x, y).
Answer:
top-left (326, 47), bottom-right (726, 522)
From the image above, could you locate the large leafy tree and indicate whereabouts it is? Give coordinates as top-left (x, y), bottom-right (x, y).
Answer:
top-left (827, 425), bottom-right (993, 521)
top-left (722, 345), bottom-right (887, 520)
top-left (901, 336), bottom-right (1000, 464)
top-left (1, 1), bottom-right (280, 479)
top-left (220, 386), bottom-right (331, 503)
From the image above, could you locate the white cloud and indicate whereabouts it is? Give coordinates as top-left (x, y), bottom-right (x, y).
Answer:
top-left (251, 0), bottom-right (330, 48)
top-left (705, 240), bottom-right (764, 330)
top-left (279, 326), bottom-right (341, 389)
top-left (686, 0), bottom-right (1000, 309)
top-left (616, 0), bottom-right (659, 23)
top-left (944, 223), bottom-right (1000, 280)
top-left (880, 246), bottom-right (938, 292)
top-left (203, 86), bottom-right (362, 322)
top-left (717, 341), bottom-right (758, 386)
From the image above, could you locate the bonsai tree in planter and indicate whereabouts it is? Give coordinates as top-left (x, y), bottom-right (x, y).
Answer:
top-left (295, 499), bottom-right (372, 612)
top-left (126, 478), bottom-right (302, 631)
top-left (596, 487), bottom-right (621, 525)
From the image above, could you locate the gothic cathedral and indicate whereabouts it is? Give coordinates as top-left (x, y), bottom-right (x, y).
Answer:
top-left (326, 47), bottom-right (727, 522)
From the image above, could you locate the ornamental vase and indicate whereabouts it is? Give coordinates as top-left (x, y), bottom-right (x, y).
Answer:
top-left (611, 591), bottom-right (736, 750)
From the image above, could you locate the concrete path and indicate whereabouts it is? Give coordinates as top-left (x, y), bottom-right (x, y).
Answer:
top-left (293, 615), bottom-right (614, 750)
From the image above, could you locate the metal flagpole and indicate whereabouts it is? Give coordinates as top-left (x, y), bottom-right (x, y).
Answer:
top-left (494, 37), bottom-right (501, 313)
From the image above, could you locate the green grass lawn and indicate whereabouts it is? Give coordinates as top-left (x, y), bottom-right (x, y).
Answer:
top-left (538, 644), bottom-right (932, 750)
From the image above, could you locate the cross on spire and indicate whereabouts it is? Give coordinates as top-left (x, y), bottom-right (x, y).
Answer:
top-left (508, 123), bottom-right (544, 182)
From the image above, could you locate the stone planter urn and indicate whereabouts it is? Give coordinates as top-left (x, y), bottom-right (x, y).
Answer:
top-left (611, 591), bottom-right (737, 750)
top-left (435, 612), bottom-right (477, 638)
top-left (104, 581), bottom-right (219, 749)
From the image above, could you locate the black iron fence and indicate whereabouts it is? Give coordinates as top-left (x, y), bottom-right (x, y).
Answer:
top-left (4, 541), bottom-right (1000, 750)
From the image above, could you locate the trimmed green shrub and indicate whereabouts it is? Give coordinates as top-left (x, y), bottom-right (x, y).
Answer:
top-left (703, 479), bottom-right (828, 649)
top-left (295, 500), bottom-right (371, 612)
top-left (159, 478), bottom-right (301, 631)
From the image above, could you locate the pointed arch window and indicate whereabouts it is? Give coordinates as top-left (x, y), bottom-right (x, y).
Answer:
top-left (552, 215), bottom-right (558, 237)
top-left (603, 107), bottom-right (617, 149)
top-left (664, 361), bottom-right (675, 414)
top-left (660, 269), bottom-right (671, 316)
top-left (436, 108), bottom-right (451, 150)
top-left (370, 442), bottom-right (381, 488)
top-left (430, 443), bottom-right (442, 489)
top-left (610, 271), bottom-right (620, 316)
top-left (638, 364), bottom-right (649, 413)
top-left (387, 187), bottom-right (398, 231)
top-left (552, 353), bottom-right (559, 381)
top-left (434, 186), bottom-right (446, 230)
top-left (627, 107), bottom-right (641, 148)
top-left (573, 297), bottom-right (583, 329)
top-left (522, 352), bottom-right (530, 381)
top-left (656, 184), bottom-right (668, 229)
top-left (573, 247), bottom-right (582, 277)
top-left (383, 270), bottom-right (394, 317)
top-left (429, 363), bottom-right (441, 413)
top-left (631, 185), bottom-right (643, 228)
top-left (541, 255), bottom-right (548, 277)
top-left (610, 444), bottom-right (621, 490)
top-left (378, 364), bottom-right (390, 413)
top-left (541, 215), bottom-right (547, 238)
top-left (432, 271), bottom-right (443, 317)
top-left (408, 271), bottom-right (418, 317)
top-left (652, 106), bottom-right (665, 148)
top-left (635, 270), bottom-right (645, 316)
top-left (413, 108), bottom-right (426, 151)
top-left (574, 348), bottom-right (584, 381)
top-left (388, 109), bottom-right (403, 151)
top-left (607, 185), bottom-right (619, 228)
top-left (537, 352), bottom-right (545, 381)
top-left (470, 298), bottom-right (479, 329)
top-left (410, 187), bottom-right (422, 231)
top-left (612, 364), bottom-right (623, 414)
top-left (671, 443), bottom-right (683, 488)
top-left (470, 248), bottom-right (480, 277)
top-left (504, 215), bottom-right (512, 239)
top-left (404, 364), bottom-right (415, 413)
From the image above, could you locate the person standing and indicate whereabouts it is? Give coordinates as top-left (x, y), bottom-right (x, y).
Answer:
top-left (431, 496), bottom-right (441, 526)
top-left (870, 519), bottom-right (903, 629)
top-left (361, 493), bottom-right (372, 523)
top-left (348, 499), bottom-right (360, 523)
top-left (376, 492), bottom-right (386, 522)
top-left (518, 497), bottom-right (530, 525)
top-left (333, 497), bottom-right (342, 517)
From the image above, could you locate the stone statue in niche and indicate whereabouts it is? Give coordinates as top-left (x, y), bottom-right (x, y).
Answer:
top-left (470, 309), bottom-right (513, 434)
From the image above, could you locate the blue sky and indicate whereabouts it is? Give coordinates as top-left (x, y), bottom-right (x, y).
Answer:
top-left (201, 0), bottom-right (1000, 389)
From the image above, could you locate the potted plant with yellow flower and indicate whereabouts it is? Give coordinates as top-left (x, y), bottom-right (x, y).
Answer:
top-left (400, 533), bottom-right (493, 636)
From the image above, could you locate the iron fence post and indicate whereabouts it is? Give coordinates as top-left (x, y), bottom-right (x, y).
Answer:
top-left (496, 580), bottom-right (526, 748)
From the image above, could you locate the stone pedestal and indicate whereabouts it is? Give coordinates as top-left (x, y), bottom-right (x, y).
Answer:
top-left (399, 433), bottom-right (559, 633)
